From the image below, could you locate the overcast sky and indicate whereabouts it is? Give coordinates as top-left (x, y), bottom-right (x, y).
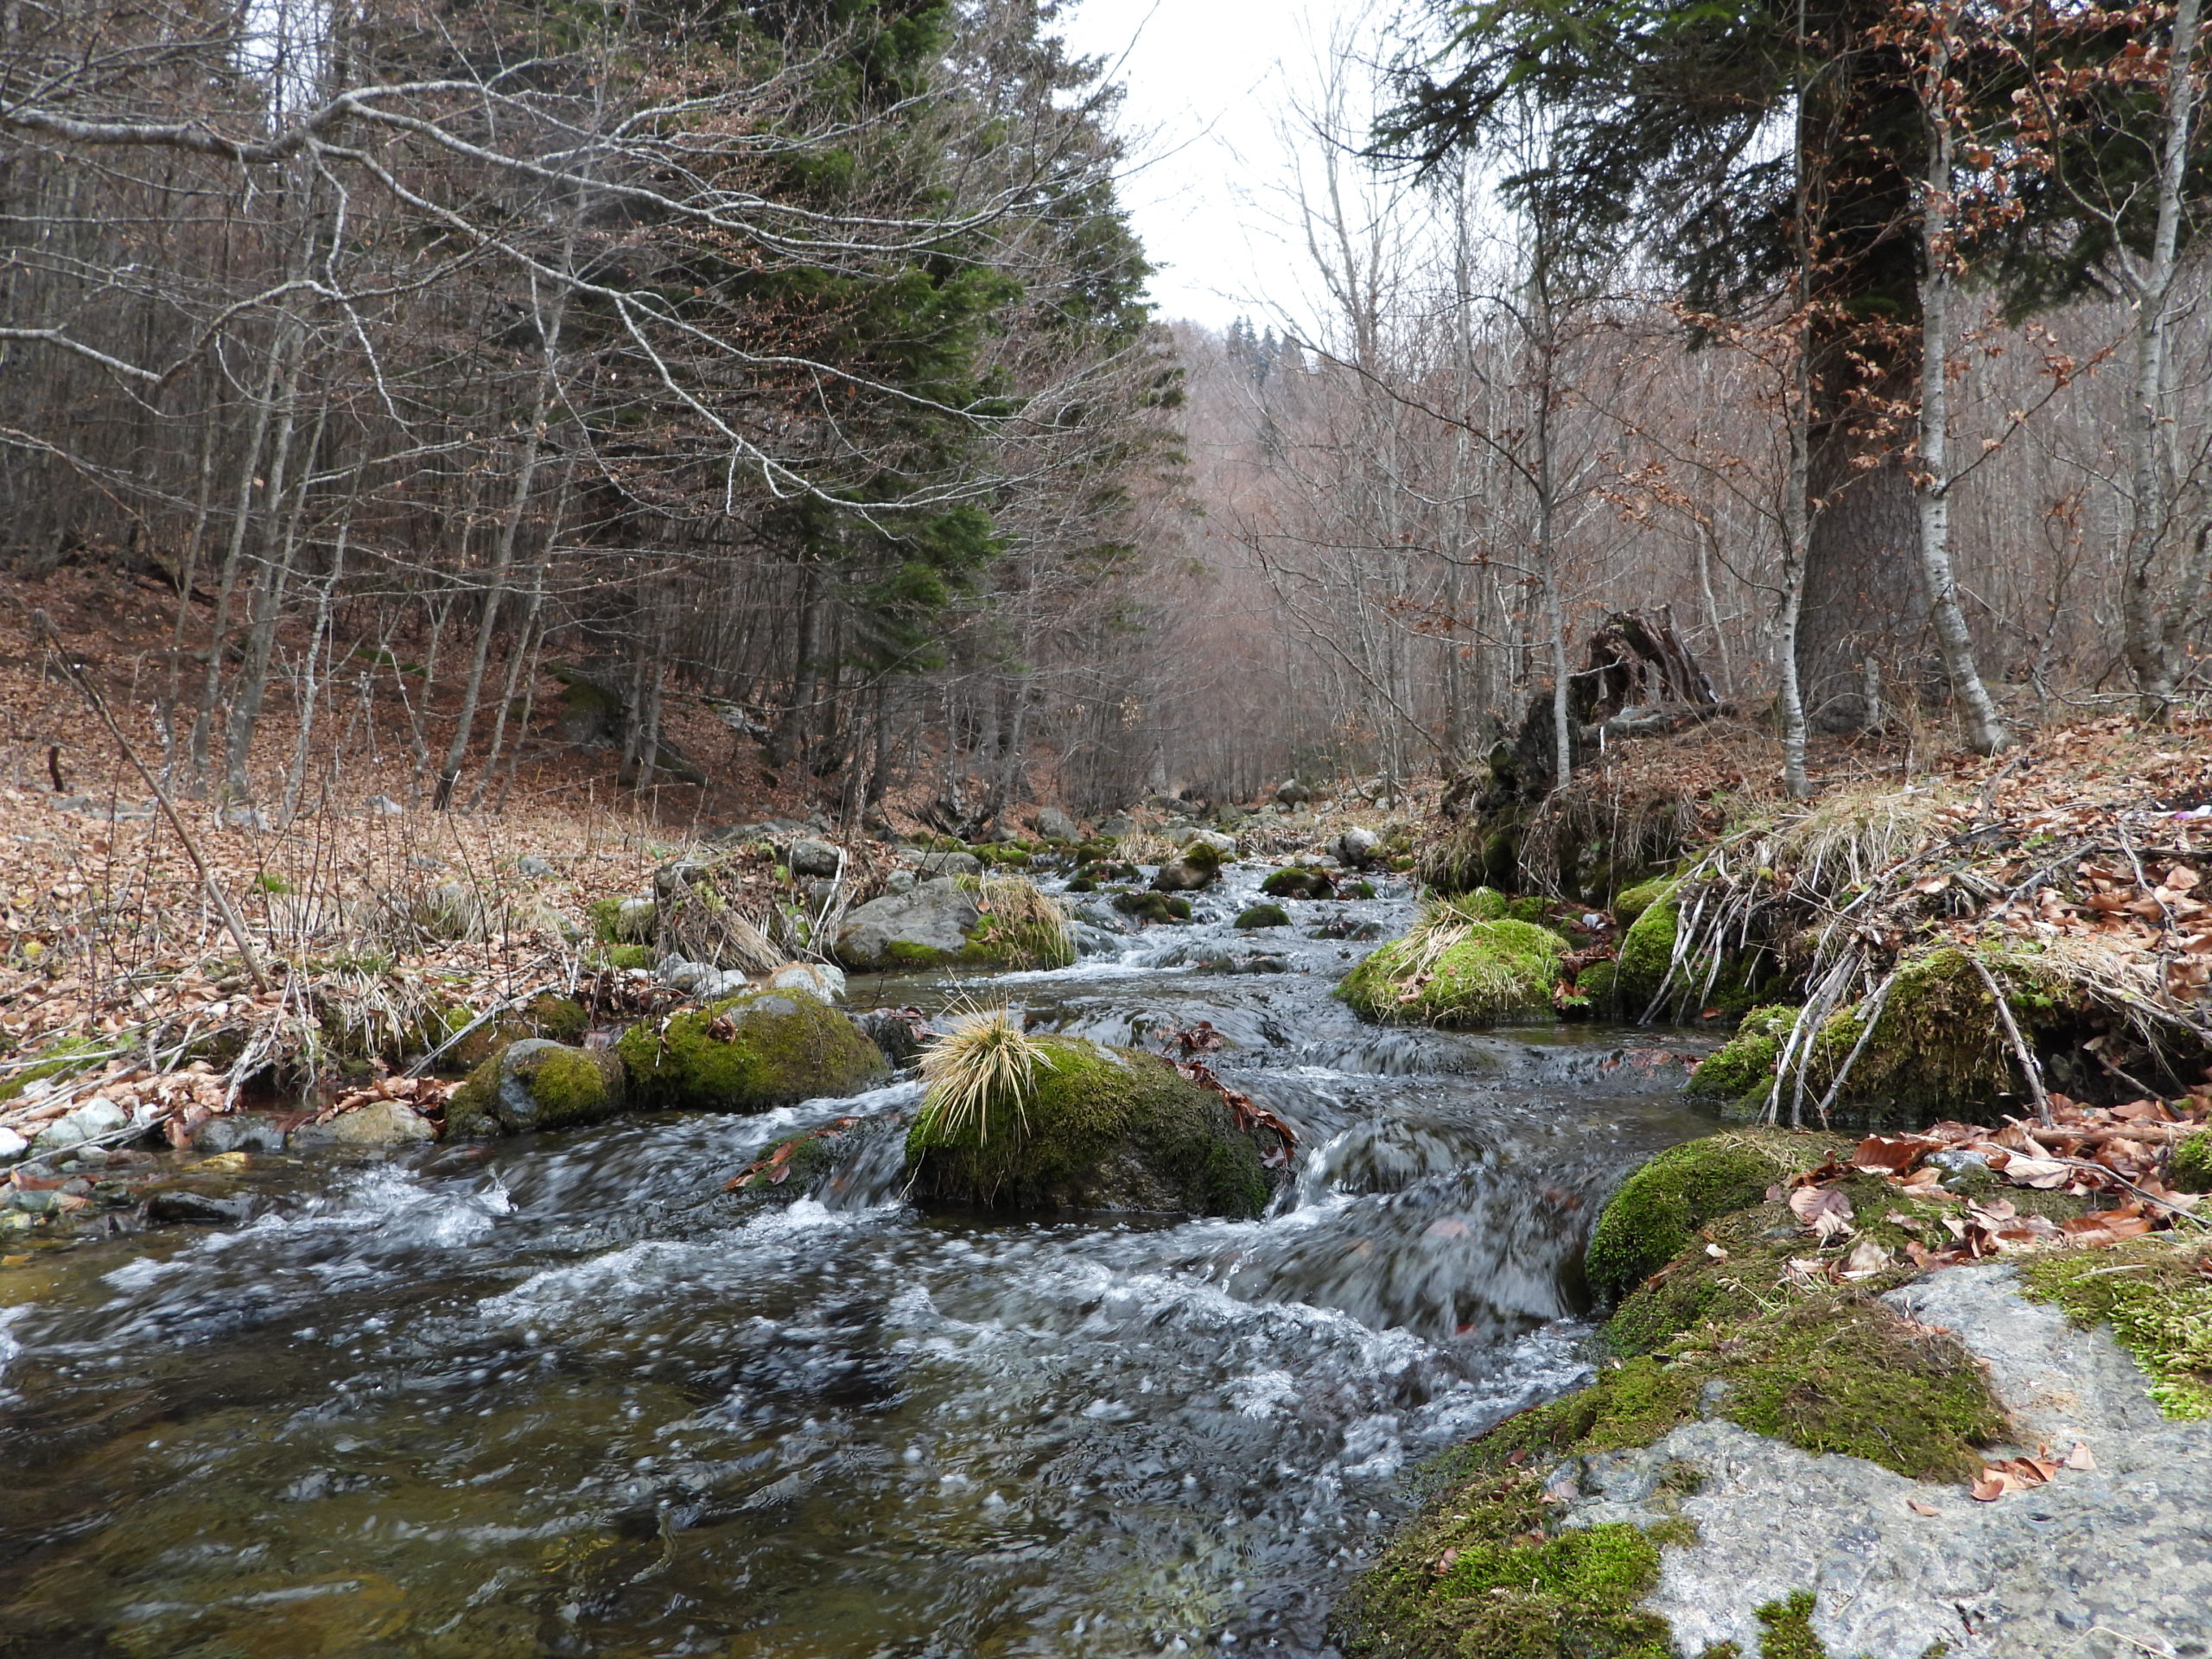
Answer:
top-left (1052, 0), bottom-right (1387, 334)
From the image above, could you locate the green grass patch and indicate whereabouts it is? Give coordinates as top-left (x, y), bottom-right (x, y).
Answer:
top-left (2017, 1236), bottom-right (2212, 1419)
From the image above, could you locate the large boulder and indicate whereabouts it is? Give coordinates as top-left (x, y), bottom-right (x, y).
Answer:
top-left (1338, 916), bottom-right (1567, 1027)
top-left (905, 1036), bottom-right (1283, 1217)
top-left (1151, 840), bottom-right (1226, 893)
top-left (835, 876), bottom-right (1072, 971)
top-left (448, 1039), bottom-right (630, 1136)
top-left (785, 837), bottom-right (842, 880)
top-left (836, 877), bottom-right (982, 969)
top-left (1333, 826), bottom-right (1382, 868)
top-left (1034, 806), bottom-right (1079, 842)
top-left (616, 989), bottom-right (886, 1111)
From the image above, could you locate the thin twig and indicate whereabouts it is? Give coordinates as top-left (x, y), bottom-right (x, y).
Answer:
top-left (1968, 953), bottom-right (2054, 1127)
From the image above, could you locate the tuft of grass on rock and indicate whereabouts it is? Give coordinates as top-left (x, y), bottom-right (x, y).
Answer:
top-left (915, 1007), bottom-right (1051, 1148)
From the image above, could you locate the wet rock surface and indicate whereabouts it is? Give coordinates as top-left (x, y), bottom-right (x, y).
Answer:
top-left (1561, 1265), bottom-right (2212, 1658)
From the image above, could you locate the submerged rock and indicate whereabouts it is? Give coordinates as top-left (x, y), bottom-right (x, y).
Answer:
top-left (904, 1036), bottom-right (1282, 1217)
top-left (616, 989), bottom-right (886, 1111)
top-left (448, 1039), bottom-right (629, 1136)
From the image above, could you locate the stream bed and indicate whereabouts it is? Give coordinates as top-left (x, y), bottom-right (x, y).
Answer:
top-left (0, 866), bottom-right (1719, 1657)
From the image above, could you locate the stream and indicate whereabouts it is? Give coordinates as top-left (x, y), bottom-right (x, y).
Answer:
top-left (0, 863), bottom-right (1719, 1657)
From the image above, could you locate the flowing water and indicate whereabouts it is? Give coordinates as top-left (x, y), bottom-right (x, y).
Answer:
top-left (0, 865), bottom-right (1719, 1657)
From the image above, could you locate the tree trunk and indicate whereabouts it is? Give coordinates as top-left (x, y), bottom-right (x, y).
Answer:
top-left (1797, 445), bottom-right (1923, 728)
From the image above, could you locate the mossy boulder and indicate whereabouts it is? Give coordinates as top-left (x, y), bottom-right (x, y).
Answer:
top-left (1151, 841), bottom-right (1225, 893)
top-left (1574, 957), bottom-right (1618, 1012)
top-left (1802, 947), bottom-right (2041, 1124)
top-left (1261, 866), bottom-right (1336, 899)
top-left (834, 875), bottom-right (1071, 971)
top-left (0, 1033), bottom-right (110, 1104)
top-left (1586, 1133), bottom-right (1808, 1304)
top-left (1611, 874), bottom-right (1677, 928)
top-left (1113, 890), bottom-right (1192, 925)
top-left (2173, 1130), bottom-right (2212, 1193)
top-left (904, 1036), bottom-right (1281, 1217)
top-left (451, 993), bottom-right (591, 1069)
top-left (589, 895), bottom-right (657, 945)
top-left (1235, 903), bottom-right (1290, 930)
top-left (1685, 1005), bottom-right (1800, 1104)
top-left (1338, 918), bottom-right (1566, 1027)
top-left (448, 1039), bottom-right (628, 1137)
top-left (617, 988), bottom-right (887, 1111)
top-left (1613, 887), bottom-right (1680, 1005)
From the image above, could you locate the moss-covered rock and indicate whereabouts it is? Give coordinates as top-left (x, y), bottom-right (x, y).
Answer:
top-left (1334, 1465), bottom-right (1680, 1659)
top-left (450, 993), bottom-right (591, 1069)
top-left (588, 895), bottom-right (656, 945)
top-left (448, 1039), bottom-right (628, 1137)
top-left (1113, 890), bottom-right (1192, 925)
top-left (1151, 840), bottom-right (1225, 893)
top-left (1806, 947), bottom-right (2044, 1125)
top-left (1261, 866), bottom-right (1335, 899)
top-left (904, 1036), bottom-right (1280, 1217)
top-left (1614, 889), bottom-right (1681, 1005)
top-left (0, 1033), bottom-right (110, 1104)
top-left (1611, 875), bottom-right (1677, 929)
top-left (1575, 957), bottom-right (1618, 1012)
top-left (616, 988), bottom-right (887, 1112)
top-left (1235, 903), bottom-right (1290, 930)
top-left (1685, 1005), bottom-right (1801, 1104)
top-left (1338, 1282), bottom-right (2002, 1658)
top-left (835, 874), bottom-right (1072, 970)
top-left (2173, 1130), bottom-right (2212, 1193)
top-left (2018, 1236), bottom-right (2212, 1419)
top-left (1586, 1133), bottom-right (1815, 1304)
top-left (1338, 918), bottom-right (1566, 1027)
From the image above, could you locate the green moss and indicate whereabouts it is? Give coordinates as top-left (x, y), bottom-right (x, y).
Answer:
top-left (451, 993), bottom-right (591, 1068)
top-left (1505, 894), bottom-right (1549, 925)
top-left (1180, 839), bottom-right (1225, 873)
top-left (448, 1040), bottom-right (627, 1136)
top-left (1262, 867), bottom-right (1334, 899)
top-left (1333, 1465), bottom-right (1677, 1659)
top-left (1351, 880), bottom-right (1378, 899)
top-left (2018, 1237), bottom-right (2212, 1419)
top-left (594, 944), bottom-right (652, 971)
top-left (1586, 1133), bottom-right (1819, 1303)
top-left (905, 1036), bottom-right (1275, 1217)
top-left (0, 1033), bottom-right (108, 1104)
top-left (1614, 894), bottom-right (1680, 1006)
top-left (2173, 1130), bottom-right (2212, 1192)
top-left (884, 939), bottom-right (947, 968)
top-left (1481, 1294), bottom-right (2005, 1485)
top-left (1338, 918), bottom-right (1567, 1028)
top-left (1686, 1007), bottom-right (1801, 1103)
top-left (1804, 948), bottom-right (2034, 1124)
top-left (616, 988), bottom-right (887, 1113)
top-left (1114, 891), bottom-right (1192, 925)
top-left (952, 877), bottom-right (1077, 969)
top-left (1577, 958), bottom-right (1618, 1011)
top-left (1236, 903), bottom-right (1291, 930)
top-left (1612, 875), bottom-right (1678, 928)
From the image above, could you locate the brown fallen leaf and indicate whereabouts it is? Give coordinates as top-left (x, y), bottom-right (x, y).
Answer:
top-left (1840, 1237), bottom-right (1894, 1279)
top-left (1789, 1184), bottom-right (1856, 1241)
top-left (2064, 1442), bottom-right (2096, 1471)
top-left (1907, 1497), bottom-right (1941, 1516)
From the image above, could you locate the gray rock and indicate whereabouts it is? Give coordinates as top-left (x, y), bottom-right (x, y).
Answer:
top-left (366, 793), bottom-right (405, 816)
top-left (11, 1188), bottom-right (60, 1213)
top-left (223, 805), bottom-right (271, 831)
top-left (518, 855), bottom-right (557, 878)
top-left (658, 957), bottom-right (749, 999)
top-left (769, 962), bottom-right (846, 1002)
top-left (835, 878), bottom-right (982, 970)
top-left (1076, 901), bottom-right (1134, 934)
top-left (911, 849), bottom-right (982, 879)
top-left (804, 878), bottom-right (838, 906)
top-left (31, 1114), bottom-right (89, 1153)
top-left (291, 1100), bottom-right (436, 1150)
top-left (1034, 806), bottom-right (1079, 841)
top-left (408, 853), bottom-right (446, 872)
top-left (147, 1188), bottom-right (253, 1225)
top-left (1189, 829), bottom-right (1237, 855)
top-left (1071, 922), bottom-right (1126, 957)
top-left (189, 1115), bottom-right (288, 1154)
top-left (74, 1098), bottom-right (127, 1136)
top-left (1096, 815), bottom-right (1137, 838)
top-left (884, 870), bottom-right (917, 896)
top-left (786, 837), bottom-right (842, 879)
top-left (1150, 854), bottom-right (1222, 893)
top-left (852, 1007), bottom-right (930, 1067)
top-left (702, 821), bottom-right (776, 846)
top-left (1275, 780), bottom-right (1310, 806)
top-left (1567, 1263), bottom-right (2212, 1658)
top-left (1333, 827), bottom-right (1382, 868)
top-left (608, 896), bottom-right (657, 944)
top-left (0, 1127), bottom-right (25, 1162)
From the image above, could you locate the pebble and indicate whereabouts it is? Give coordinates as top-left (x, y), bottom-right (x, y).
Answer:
top-left (0, 1128), bottom-right (25, 1162)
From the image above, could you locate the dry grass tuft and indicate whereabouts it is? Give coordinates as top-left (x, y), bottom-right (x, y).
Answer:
top-left (916, 1006), bottom-right (1053, 1147)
